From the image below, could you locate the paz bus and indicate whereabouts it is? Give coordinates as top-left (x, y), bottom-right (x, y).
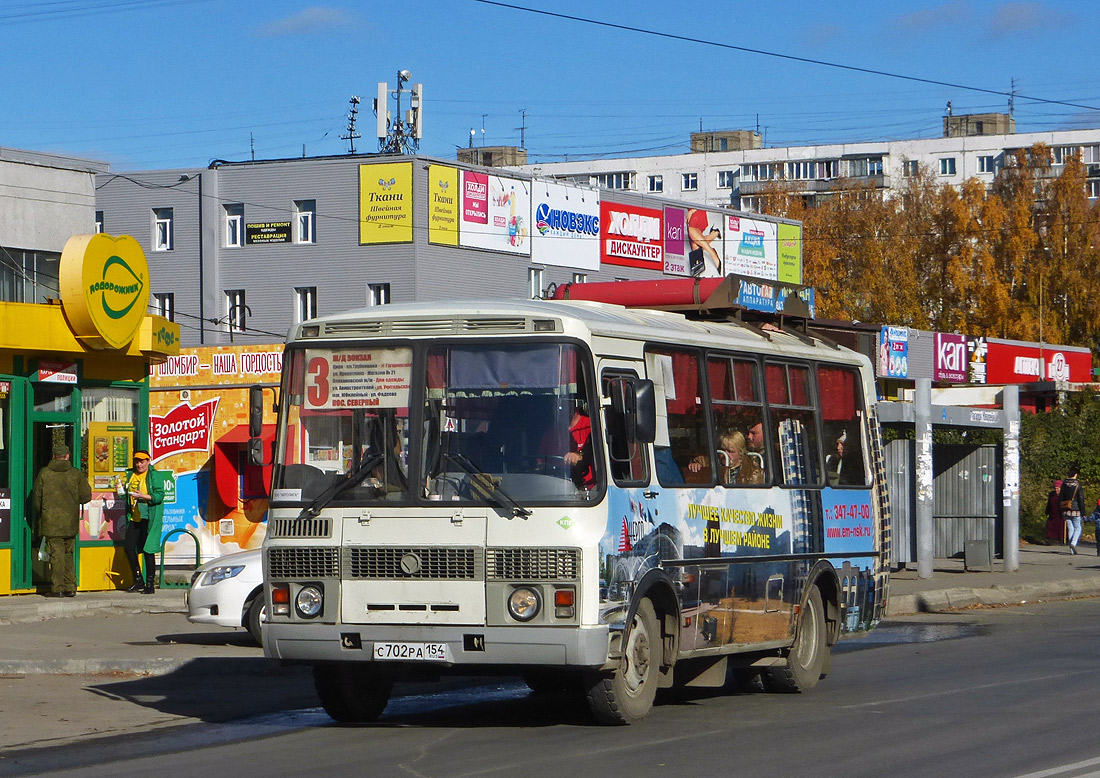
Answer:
top-left (258, 281), bottom-right (891, 724)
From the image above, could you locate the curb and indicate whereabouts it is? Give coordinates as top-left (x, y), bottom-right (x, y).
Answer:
top-left (886, 577), bottom-right (1100, 616)
top-left (0, 656), bottom-right (298, 677)
top-left (0, 593), bottom-right (185, 625)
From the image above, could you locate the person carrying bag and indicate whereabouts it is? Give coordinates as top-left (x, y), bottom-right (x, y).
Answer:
top-left (1060, 464), bottom-right (1086, 555)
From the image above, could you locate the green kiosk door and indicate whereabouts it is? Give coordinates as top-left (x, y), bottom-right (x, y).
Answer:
top-left (25, 382), bottom-right (80, 591)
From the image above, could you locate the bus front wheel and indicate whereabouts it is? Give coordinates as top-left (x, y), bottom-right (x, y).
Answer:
top-left (585, 598), bottom-right (660, 724)
top-left (313, 663), bottom-right (393, 723)
top-left (768, 586), bottom-right (828, 693)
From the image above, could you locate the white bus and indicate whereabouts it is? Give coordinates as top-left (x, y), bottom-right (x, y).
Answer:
top-left (259, 293), bottom-right (890, 724)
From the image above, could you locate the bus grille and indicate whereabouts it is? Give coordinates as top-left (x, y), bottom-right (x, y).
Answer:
top-left (486, 548), bottom-right (579, 580)
top-left (347, 547), bottom-right (479, 580)
top-left (267, 547), bottom-right (340, 579)
top-left (268, 517), bottom-right (332, 539)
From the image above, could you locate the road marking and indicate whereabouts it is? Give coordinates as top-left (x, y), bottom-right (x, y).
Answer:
top-left (841, 672), bottom-right (1074, 709)
top-left (1008, 755), bottom-right (1100, 777)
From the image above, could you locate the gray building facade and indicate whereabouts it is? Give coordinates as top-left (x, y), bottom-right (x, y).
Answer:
top-left (95, 154), bottom-right (801, 347)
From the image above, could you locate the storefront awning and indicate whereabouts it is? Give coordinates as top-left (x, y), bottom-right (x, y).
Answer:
top-left (212, 424), bottom-right (275, 507)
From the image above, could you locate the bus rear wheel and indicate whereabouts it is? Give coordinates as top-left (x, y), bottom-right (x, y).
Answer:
top-left (313, 663), bottom-right (393, 723)
top-left (585, 598), bottom-right (660, 724)
top-left (768, 586), bottom-right (827, 693)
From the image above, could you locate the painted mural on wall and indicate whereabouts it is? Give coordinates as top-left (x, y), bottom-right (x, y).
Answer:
top-left (149, 344), bottom-right (282, 563)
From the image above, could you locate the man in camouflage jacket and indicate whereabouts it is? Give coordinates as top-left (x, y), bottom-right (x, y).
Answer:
top-left (32, 443), bottom-right (92, 596)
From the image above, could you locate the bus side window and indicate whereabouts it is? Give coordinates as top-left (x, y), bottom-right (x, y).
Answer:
top-left (708, 354), bottom-right (768, 485)
top-left (817, 365), bottom-right (869, 487)
top-left (646, 349), bottom-right (706, 486)
top-left (764, 362), bottom-right (822, 486)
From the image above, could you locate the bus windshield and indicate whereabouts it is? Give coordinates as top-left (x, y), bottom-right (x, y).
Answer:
top-left (422, 343), bottom-right (599, 503)
top-left (274, 346), bottom-right (412, 504)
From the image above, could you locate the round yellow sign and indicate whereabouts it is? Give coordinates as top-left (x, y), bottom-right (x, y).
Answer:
top-left (59, 233), bottom-right (150, 350)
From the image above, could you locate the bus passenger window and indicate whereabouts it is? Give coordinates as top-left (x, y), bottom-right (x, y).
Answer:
top-left (708, 355), bottom-right (768, 485)
top-left (765, 362), bottom-right (822, 486)
top-left (646, 349), bottom-right (707, 487)
top-left (817, 365), bottom-right (869, 486)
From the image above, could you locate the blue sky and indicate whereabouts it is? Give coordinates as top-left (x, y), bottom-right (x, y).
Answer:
top-left (3, 0), bottom-right (1099, 171)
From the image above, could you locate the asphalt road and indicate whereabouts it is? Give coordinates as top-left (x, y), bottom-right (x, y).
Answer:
top-left (6, 599), bottom-right (1100, 778)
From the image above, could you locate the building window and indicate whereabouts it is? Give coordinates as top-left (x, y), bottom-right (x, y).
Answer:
top-left (1051, 146), bottom-right (1078, 165)
top-left (528, 268), bottom-right (544, 299)
top-left (368, 282), bottom-right (390, 306)
top-left (94, 211), bottom-right (104, 234)
top-left (647, 175), bottom-right (663, 193)
top-left (153, 208), bottom-right (173, 251)
top-left (295, 286), bottom-right (317, 322)
top-left (594, 172), bottom-right (634, 190)
top-left (295, 199), bottom-right (316, 244)
top-left (681, 172), bottom-right (698, 191)
top-left (977, 155), bottom-right (996, 174)
top-left (1083, 145), bottom-right (1100, 164)
top-left (846, 157), bottom-right (883, 177)
top-left (903, 160), bottom-right (919, 177)
top-left (716, 170), bottom-right (736, 189)
top-left (740, 196), bottom-right (759, 212)
top-left (939, 157), bottom-right (957, 176)
top-left (786, 162), bottom-right (817, 180)
top-left (224, 204), bottom-right (243, 247)
top-left (1088, 180), bottom-right (1100, 200)
top-left (224, 289), bottom-right (247, 332)
top-left (572, 273), bottom-right (587, 284)
top-left (818, 160), bottom-right (838, 179)
top-left (152, 292), bottom-right (174, 322)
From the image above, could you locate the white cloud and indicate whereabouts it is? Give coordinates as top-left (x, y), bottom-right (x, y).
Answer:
top-left (257, 6), bottom-right (360, 37)
top-left (988, 2), bottom-right (1072, 39)
top-left (895, 2), bottom-right (968, 34)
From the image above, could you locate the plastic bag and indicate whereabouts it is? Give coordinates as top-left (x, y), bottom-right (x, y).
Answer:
top-left (37, 537), bottom-right (50, 563)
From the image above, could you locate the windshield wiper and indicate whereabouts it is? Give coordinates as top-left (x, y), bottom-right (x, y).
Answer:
top-left (297, 453), bottom-right (384, 520)
top-left (442, 452), bottom-right (532, 519)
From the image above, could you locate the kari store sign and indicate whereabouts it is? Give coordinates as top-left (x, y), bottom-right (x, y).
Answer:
top-left (600, 201), bottom-right (663, 270)
top-left (934, 333), bottom-right (969, 383)
top-left (530, 182), bottom-right (599, 270)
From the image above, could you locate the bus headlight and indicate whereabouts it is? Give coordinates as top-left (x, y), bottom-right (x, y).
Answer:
top-left (507, 587), bottom-right (541, 622)
top-left (295, 585), bottom-right (324, 618)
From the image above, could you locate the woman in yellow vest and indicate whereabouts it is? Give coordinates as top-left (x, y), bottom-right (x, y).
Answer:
top-left (121, 450), bottom-right (166, 593)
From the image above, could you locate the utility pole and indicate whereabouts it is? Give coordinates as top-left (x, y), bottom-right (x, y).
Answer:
top-left (1009, 77), bottom-right (1017, 116)
top-left (375, 71), bottom-right (423, 154)
top-left (517, 109), bottom-right (527, 149)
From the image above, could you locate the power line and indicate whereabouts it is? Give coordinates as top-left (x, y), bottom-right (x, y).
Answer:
top-left (474, 1), bottom-right (1100, 113)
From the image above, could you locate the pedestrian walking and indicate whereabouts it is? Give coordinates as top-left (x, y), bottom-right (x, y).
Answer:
top-left (1045, 479), bottom-right (1065, 543)
top-left (1059, 464), bottom-right (1086, 555)
top-left (121, 450), bottom-right (166, 594)
top-left (32, 443), bottom-right (92, 597)
top-left (1090, 499), bottom-right (1100, 556)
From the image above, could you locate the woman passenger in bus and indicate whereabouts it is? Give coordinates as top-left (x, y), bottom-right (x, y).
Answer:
top-left (688, 430), bottom-right (763, 485)
top-left (563, 400), bottom-right (595, 490)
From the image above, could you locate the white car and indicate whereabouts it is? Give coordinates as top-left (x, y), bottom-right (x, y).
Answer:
top-left (185, 549), bottom-right (265, 645)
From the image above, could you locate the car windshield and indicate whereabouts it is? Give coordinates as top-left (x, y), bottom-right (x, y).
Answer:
top-left (421, 343), bottom-right (599, 504)
top-left (273, 346), bottom-right (412, 503)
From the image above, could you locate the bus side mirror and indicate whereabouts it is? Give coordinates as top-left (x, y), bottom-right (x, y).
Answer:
top-left (608, 378), bottom-right (656, 446)
top-left (248, 384), bottom-right (264, 466)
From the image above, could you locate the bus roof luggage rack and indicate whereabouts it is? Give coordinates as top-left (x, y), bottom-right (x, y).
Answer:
top-left (551, 274), bottom-right (816, 331)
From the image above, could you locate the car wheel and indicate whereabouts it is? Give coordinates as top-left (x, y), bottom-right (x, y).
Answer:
top-left (246, 594), bottom-right (266, 646)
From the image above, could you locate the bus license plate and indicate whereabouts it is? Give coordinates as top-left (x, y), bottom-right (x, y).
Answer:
top-left (372, 642), bottom-right (449, 662)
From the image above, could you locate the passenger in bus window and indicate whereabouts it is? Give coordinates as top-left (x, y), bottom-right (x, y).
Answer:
top-left (564, 401), bottom-right (595, 490)
top-left (689, 430), bottom-right (763, 485)
top-left (825, 432), bottom-right (847, 486)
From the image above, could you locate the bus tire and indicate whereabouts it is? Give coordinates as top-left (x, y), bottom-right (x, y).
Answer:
top-left (585, 598), bottom-right (660, 724)
top-left (768, 586), bottom-right (827, 693)
top-left (523, 670), bottom-right (581, 695)
top-left (313, 663), bottom-right (393, 723)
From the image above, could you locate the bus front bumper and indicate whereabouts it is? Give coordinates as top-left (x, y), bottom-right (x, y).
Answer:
top-left (264, 622), bottom-right (611, 667)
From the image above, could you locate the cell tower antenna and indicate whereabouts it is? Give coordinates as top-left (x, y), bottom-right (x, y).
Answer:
top-left (375, 71), bottom-right (422, 154)
top-left (341, 96), bottom-right (362, 154)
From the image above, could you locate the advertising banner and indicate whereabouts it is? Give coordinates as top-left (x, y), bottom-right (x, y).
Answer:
top-left (983, 341), bottom-right (1093, 384)
top-left (245, 222), bottom-right (292, 244)
top-left (878, 326), bottom-right (909, 378)
top-left (969, 337), bottom-right (988, 384)
top-left (663, 207), bottom-right (688, 276)
top-left (724, 214), bottom-right (779, 280)
top-left (934, 333), bottom-right (969, 383)
top-left (530, 181), bottom-right (599, 270)
top-left (459, 172), bottom-right (530, 255)
top-left (776, 222), bottom-right (803, 284)
top-left (600, 201), bottom-right (663, 270)
top-left (149, 344), bottom-right (284, 562)
top-left (359, 161), bottom-right (413, 244)
top-left (681, 208), bottom-right (725, 277)
top-left (428, 164), bottom-right (459, 246)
